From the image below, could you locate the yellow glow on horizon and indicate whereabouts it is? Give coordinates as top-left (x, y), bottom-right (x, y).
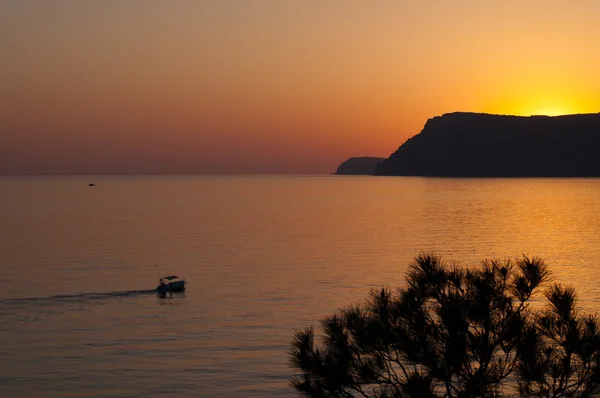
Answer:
top-left (520, 98), bottom-right (580, 116)
top-left (528, 108), bottom-right (571, 117)
top-left (481, 71), bottom-right (600, 118)
top-left (489, 93), bottom-right (595, 118)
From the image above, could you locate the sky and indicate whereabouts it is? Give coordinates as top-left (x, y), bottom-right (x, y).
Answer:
top-left (2, 0), bottom-right (600, 175)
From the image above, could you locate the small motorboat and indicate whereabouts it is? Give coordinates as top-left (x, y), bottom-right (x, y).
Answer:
top-left (156, 275), bottom-right (186, 296)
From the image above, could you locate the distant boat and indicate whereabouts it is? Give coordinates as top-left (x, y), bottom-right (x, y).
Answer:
top-left (156, 275), bottom-right (186, 297)
top-left (89, 183), bottom-right (95, 187)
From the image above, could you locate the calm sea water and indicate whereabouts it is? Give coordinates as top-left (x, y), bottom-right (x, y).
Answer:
top-left (2, 175), bottom-right (600, 397)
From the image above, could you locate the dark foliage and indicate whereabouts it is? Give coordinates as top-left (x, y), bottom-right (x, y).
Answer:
top-left (290, 253), bottom-right (600, 397)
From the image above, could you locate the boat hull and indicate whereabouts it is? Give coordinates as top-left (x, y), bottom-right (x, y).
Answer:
top-left (156, 280), bottom-right (186, 295)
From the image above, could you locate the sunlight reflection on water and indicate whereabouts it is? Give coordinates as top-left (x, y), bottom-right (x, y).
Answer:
top-left (1, 176), bottom-right (600, 396)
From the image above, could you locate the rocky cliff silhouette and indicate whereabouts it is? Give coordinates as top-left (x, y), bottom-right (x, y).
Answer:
top-left (335, 157), bottom-right (386, 175)
top-left (375, 112), bottom-right (600, 177)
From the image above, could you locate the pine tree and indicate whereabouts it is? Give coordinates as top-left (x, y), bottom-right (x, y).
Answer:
top-left (290, 253), bottom-right (600, 397)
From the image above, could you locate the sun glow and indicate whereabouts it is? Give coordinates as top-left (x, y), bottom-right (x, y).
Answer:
top-left (484, 89), bottom-right (595, 119)
top-left (517, 97), bottom-right (576, 116)
top-left (486, 80), bottom-right (599, 118)
top-left (511, 98), bottom-right (583, 117)
top-left (529, 108), bottom-right (571, 117)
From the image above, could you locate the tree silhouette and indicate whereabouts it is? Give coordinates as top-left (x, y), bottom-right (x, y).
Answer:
top-left (290, 253), bottom-right (600, 397)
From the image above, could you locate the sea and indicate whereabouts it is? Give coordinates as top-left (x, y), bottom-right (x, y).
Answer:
top-left (2, 175), bottom-right (600, 397)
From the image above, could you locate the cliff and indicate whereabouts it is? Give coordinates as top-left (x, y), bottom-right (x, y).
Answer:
top-left (375, 112), bottom-right (600, 177)
top-left (335, 157), bottom-right (386, 175)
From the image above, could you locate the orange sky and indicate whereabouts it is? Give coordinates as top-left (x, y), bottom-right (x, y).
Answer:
top-left (2, 1), bottom-right (600, 174)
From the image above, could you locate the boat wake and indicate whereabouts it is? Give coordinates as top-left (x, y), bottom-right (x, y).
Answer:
top-left (2, 289), bottom-right (156, 304)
